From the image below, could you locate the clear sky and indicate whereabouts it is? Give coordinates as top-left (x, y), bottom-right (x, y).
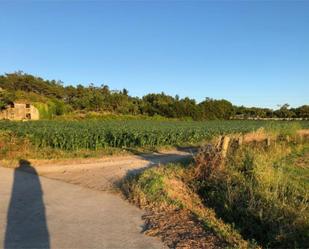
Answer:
top-left (0, 1), bottom-right (308, 108)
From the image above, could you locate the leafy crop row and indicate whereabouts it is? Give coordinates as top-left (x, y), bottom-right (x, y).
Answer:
top-left (0, 120), bottom-right (308, 150)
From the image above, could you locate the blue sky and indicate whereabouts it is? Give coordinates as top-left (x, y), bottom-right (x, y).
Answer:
top-left (0, 1), bottom-right (308, 108)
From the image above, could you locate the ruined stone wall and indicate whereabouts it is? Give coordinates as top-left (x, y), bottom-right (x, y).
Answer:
top-left (0, 109), bottom-right (8, 119)
top-left (29, 105), bottom-right (39, 120)
top-left (0, 103), bottom-right (40, 120)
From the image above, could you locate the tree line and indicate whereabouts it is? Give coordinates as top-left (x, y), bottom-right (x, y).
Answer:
top-left (0, 72), bottom-right (308, 120)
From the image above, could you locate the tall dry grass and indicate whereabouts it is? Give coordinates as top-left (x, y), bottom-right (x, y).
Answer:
top-left (194, 136), bottom-right (309, 248)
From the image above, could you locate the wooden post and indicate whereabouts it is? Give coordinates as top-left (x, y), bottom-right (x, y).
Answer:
top-left (266, 137), bottom-right (271, 147)
top-left (238, 136), bottom-right (243, 146)
top-left (221, 136), bottom-right (230, 158)
top-left (215, 136), bottom-right (222, 151)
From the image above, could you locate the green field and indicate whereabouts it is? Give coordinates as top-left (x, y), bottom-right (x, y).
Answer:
top-left (1, 120), bottom-right (308, 247)
top-left (0, 120), bottom-right (308, 150)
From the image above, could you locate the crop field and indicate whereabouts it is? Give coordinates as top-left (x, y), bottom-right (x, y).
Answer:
top-left (0, 120), bottom-right (308, 150)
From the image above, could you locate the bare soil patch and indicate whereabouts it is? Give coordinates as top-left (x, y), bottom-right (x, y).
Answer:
top-left (142, 208), bottom-right (227, 249)
top-left (243, 128), bottom-right (268, 143)
top-left (295, 150), bottom-right (309, 169)
top-left (297, 129), bottom-right (309, 138)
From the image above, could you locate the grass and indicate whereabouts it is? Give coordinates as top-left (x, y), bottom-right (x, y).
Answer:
top-left (196, 137), bottom-right (309, 248)
top-left (275, 143), bottom-right (309, 192)
top-left (122, 160), bottom-right (252, 248)
top-left (122, 132), bottom-right (309, 248)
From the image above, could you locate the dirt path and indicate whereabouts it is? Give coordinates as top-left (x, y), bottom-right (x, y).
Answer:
top-left (21, 149), bottom-right (194, 192)
top-left (0, 150), bottom-right (194, 249)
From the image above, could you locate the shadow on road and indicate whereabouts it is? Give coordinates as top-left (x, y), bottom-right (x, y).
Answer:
top-left (115, 149), bottom-right (195, 191)
top-left (125, 146), bottom-right (197, 165)
top-left (4, 159), bottom-right (50, 249)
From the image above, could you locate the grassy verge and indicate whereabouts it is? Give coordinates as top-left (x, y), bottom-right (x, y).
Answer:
top-left (121, 160), bottom-right (252, 248)
top-left (275, 143), bottom-right (309, 190)
top-left (122, 132), bottom-right (309, 248)
top-left (196, 142), bottom-right (308, 248)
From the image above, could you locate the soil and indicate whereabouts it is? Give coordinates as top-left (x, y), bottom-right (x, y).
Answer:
top-left (294, 150), bottom-right (309, 168)
top-left (17, 149), bottom-right (195, 192)
top-left (142, 208), bottom-right (227, 249)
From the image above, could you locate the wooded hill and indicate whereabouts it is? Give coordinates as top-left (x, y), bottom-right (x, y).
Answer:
top-left (0, 72), bottom-right (308, 120)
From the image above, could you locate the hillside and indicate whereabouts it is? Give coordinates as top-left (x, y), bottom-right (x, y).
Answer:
top-left (0, 72), bottom-right (308, 120)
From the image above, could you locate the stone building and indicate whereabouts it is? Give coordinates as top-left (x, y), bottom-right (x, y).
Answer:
top-left (0, 103), bottom-right (40, 120)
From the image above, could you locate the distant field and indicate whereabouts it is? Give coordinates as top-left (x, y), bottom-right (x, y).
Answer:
top-left (0, 120), bottom-right (308, 150)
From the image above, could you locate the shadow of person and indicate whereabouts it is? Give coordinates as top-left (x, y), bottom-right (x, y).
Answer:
top-left (4, 159), bottom-right (50, 249)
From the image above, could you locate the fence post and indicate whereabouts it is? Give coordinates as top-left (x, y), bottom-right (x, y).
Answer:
top-left (221, 136), bottom-right (230, 158)
top-left (266, 137), bottom-right (271, 147)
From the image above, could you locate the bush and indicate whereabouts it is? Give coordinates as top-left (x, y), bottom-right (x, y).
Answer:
top-left (194, 141), bottom-right (309, 248)
top-left (34, 100), bottom-right (70, 119)
top-left (0, 90), bottom-right (16, 109)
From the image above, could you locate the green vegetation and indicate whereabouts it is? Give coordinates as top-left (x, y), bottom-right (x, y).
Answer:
top-left (122, 162), bottom-right (251, 248)
top-left (0, 89), bottom-right (16, 110)
top-left (1, 73), bottom-right (308, 247)
top-left (275, 144), bottom-right (309, 191)
top-left (0, 129), bottom-right (130, 163)
top-left (0, 120), bottom-right (308, 151)
top-left (1, 72), bottom-right (308, 120)
top-left (123, 131), bottom-right (309, 248)
top-left (195, 143), bottom-right (308, 248)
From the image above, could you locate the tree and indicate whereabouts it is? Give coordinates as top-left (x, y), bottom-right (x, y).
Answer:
top-left (199, 98), bottom-right (234, 120)
top-left (122, 88), bottom-right (129, 96)
top-left (0, 90), bottom-right (16, 109)
top-left (0, 71), bottom-right (306, 120)
top-left (295, 105), bottom-right (309, 118)
top-left (274, 104), bottom-right (295, 118)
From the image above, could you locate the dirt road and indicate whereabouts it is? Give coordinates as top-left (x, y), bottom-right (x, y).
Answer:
top-left (22, 149), bottom-right (194, 192)
top-left (0, 150), bottom-right (193, 249)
